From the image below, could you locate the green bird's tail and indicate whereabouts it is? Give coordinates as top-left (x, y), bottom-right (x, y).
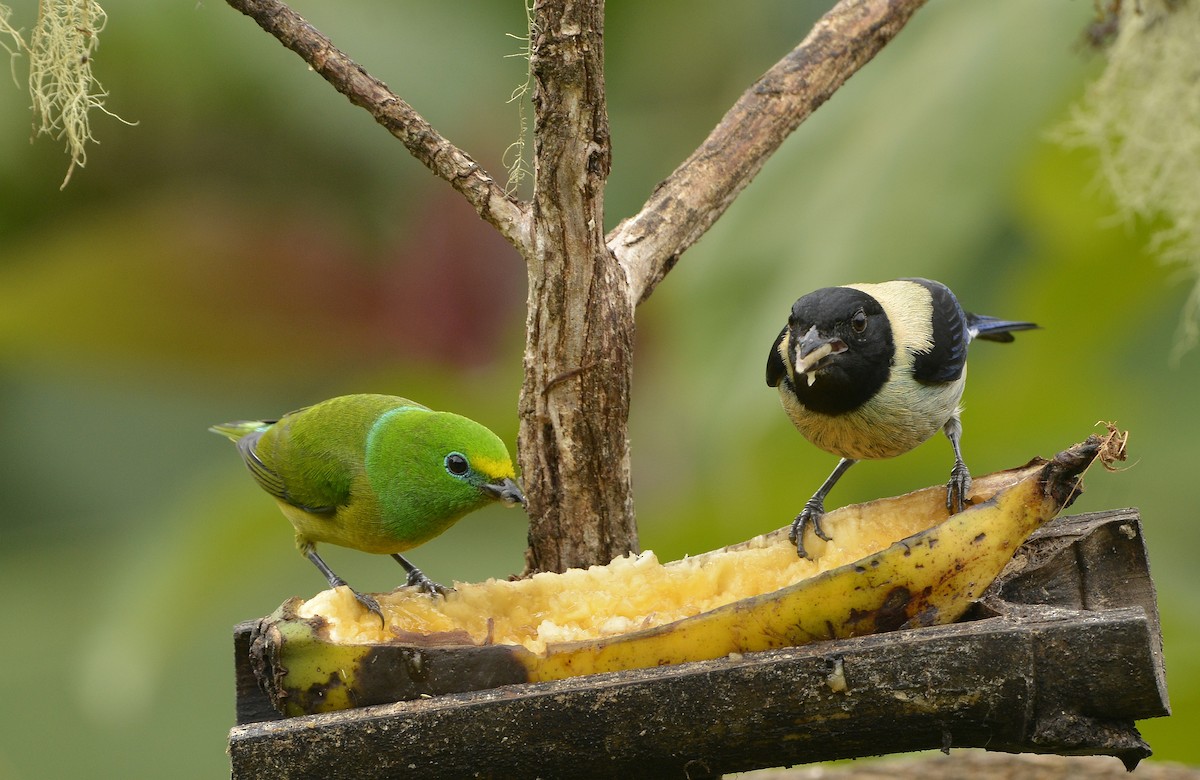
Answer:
top-left (208, 419), bottom-right (273, 442)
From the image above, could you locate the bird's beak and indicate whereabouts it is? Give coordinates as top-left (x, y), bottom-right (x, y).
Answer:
top-left (482, 477), bottom-right (526, 508)
top-left (792, 325), bottom-right (848, 387)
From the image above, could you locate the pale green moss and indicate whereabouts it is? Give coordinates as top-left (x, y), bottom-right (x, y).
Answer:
top-left (3, 0), bottom-right (132, 188)
top-left (1058, 0), bottom-right (1200, 359)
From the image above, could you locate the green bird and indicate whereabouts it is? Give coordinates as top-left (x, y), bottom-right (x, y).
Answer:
top-left (210, 394), bottom-right (526, 618)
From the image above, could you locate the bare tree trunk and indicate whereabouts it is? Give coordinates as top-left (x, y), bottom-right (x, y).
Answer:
top-left (520, 0), bottom-right (638, 573)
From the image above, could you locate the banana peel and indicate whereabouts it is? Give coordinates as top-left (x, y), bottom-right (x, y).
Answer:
top-left (249, 435), bottom-right (1118, 717)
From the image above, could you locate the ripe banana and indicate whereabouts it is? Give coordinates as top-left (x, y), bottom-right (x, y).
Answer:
top-left (249, 435), bottom-right (1112, 717)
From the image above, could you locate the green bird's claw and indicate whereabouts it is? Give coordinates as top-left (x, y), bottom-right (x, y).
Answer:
top-left (391, 553), bottom-right (452, 598)
top-left (302, 545), bottom-right (385, 626)
top-left (350, 589), bottom-right (385, 628)
top-left (406, 566), bottom-right (451, 598)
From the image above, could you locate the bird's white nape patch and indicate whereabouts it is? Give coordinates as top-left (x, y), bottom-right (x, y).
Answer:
top-left (845, 281), bottom-right (935, 364)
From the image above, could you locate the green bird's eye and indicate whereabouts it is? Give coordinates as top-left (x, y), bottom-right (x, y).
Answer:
top-left (444, 452), bottom-right (470, 478)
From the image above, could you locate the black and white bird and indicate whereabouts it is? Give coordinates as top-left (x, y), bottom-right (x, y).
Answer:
top-left (766, 278), bottom-right (1037, 559)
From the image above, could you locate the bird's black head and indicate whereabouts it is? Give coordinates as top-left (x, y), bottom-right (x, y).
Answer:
top-left (768, 286), bottom-right (894, 416)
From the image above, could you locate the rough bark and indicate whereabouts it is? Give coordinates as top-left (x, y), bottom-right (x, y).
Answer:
top-left (519, 0), bottom-right (637, 573)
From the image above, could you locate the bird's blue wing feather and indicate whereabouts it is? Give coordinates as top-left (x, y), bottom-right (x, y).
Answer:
top-left (965, 313), bottom-right (1039, 343)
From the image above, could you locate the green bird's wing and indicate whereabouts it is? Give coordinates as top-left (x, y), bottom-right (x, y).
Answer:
top-left (235, 429), bottom-right (340, 515)
top-left (237, 395), bottom-right (427, 518)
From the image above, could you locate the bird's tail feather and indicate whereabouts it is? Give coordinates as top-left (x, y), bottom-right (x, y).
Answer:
top-left (966, 313), bottom-right (1039, 343)
top-left (208, 419), bottom-right (273, 442)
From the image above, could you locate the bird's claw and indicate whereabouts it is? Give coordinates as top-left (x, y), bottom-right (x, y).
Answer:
top-left (351, 589), bottom-right (386, 628)
top-left (406, 566), bottom-right (452, 598)
top-left (789, 498), bottom-right (831, 560)
top-left (946, 461), bottom-right (972, 514)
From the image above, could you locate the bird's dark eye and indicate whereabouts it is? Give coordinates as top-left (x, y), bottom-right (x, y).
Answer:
top-left (850, 309), bottom-right (868, 333)
top-left (444, 452), bottom-right (469, 477)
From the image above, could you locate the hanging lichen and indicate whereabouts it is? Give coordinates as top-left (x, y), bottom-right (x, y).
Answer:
top-left (502, 0), bottom-right (535, 197)
top-left (2, 0), bottom-right (130, 188)
top-left (1059, 0), bottom-right (1200, 360)
top-left (1, 4), bottom-right (22, 62)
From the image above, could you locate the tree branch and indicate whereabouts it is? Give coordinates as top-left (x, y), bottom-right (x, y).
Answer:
top-left (224, 0), bottom-right (533, 254)
top-left (608, 0), bottom-right (929, 305)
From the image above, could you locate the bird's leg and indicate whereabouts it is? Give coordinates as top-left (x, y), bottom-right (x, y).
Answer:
top-left (302, 544), bottom-right (384, 625)
top-left (391, 554), bottom-right (450, 597)
top-left (943, 414), bottom-right (972, 514)
top-left (790, 457), bottom-right (857, 559)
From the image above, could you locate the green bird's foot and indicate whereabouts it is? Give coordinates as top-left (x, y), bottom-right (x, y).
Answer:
top-left (392, 553), bottom-right (451, 597)
top-left (304, 545), bottom-right (385, 626)
top-left (406, 567), bottom-right (450, 597)
top-left (351, 589), bottom-right (386, 626)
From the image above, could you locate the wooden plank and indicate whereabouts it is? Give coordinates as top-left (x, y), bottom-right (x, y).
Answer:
top-left (228, 509), bottom-right (1169, 778)
top-left (981, 507), bottom-right (1160, 627)
top-left (228, 609), bottom-right (1163, 779)
top-left (234, 619), bottom-right (280, 726)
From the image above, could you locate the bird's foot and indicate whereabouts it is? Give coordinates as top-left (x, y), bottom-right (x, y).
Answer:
top-left (350, 588), bottom-right (385, 627)
top-left (406, 566), bottom-right (451, 598)
top-left (789, 498), bottom-right (832, 560)
top-left (946, 461), bottom-right (972, 514)
top-left (304, 546), bottom-right (385, 625)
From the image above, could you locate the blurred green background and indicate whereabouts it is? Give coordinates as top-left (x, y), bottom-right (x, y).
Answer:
top-left (1, 1), bottom-right (1194, 777)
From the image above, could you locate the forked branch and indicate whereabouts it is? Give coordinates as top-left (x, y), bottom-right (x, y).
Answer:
top-left (224, 0), bottom-right (929, 291)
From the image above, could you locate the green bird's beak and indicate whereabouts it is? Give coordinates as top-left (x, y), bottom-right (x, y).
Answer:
top-left (482, 477), bottom-right (526, 508)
